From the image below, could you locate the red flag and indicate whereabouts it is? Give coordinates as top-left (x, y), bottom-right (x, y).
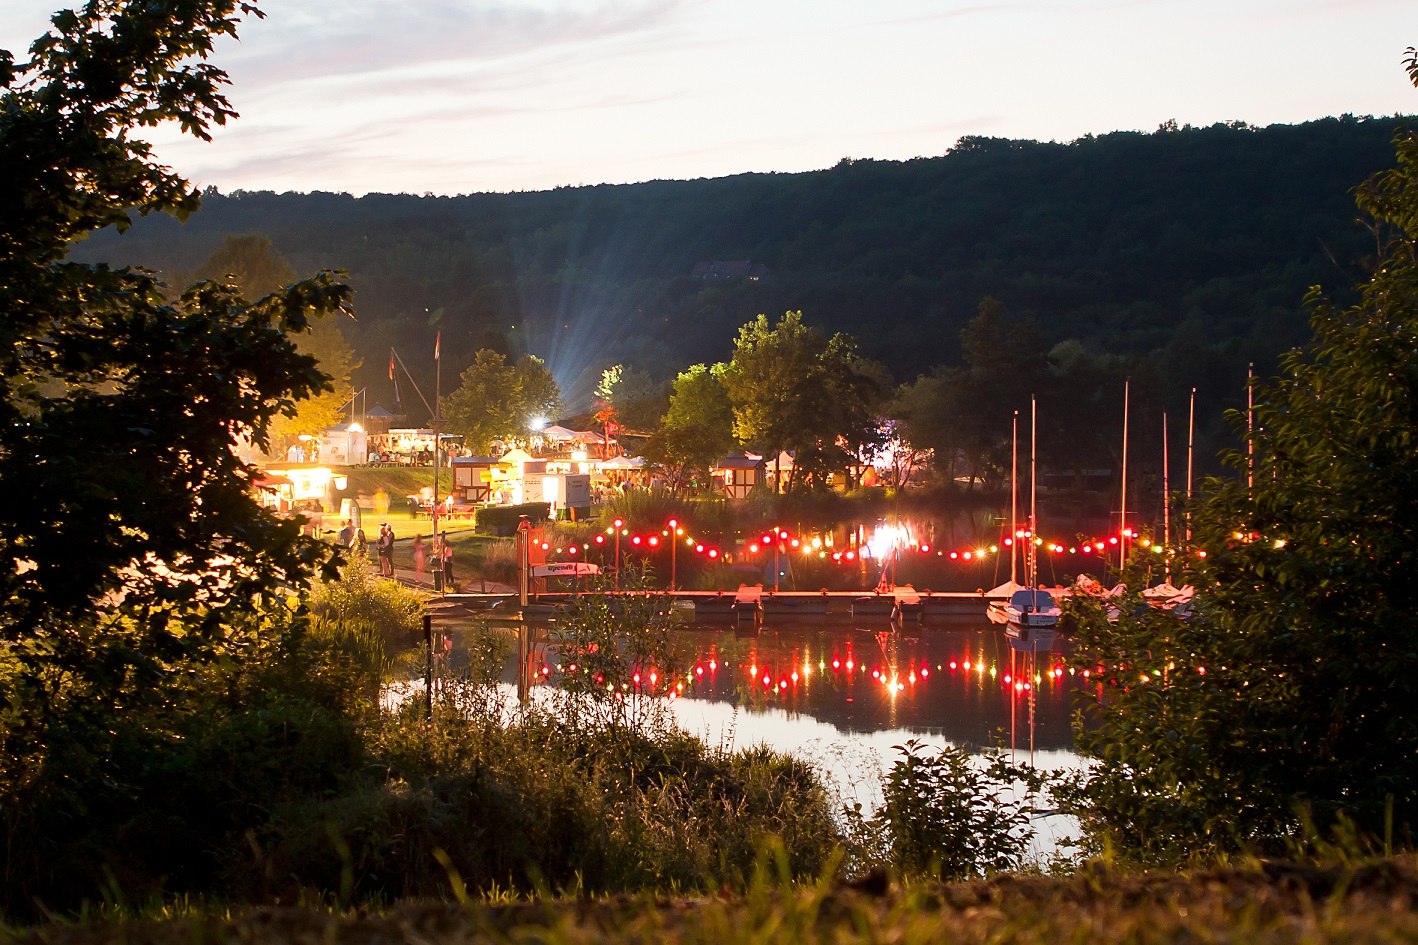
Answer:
top-left (434, 330), bottom-right (441, 361)
top-left (388, 351), bottom-right (395, 380)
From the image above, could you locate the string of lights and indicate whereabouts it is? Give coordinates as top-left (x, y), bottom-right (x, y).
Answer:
top-left (526, 518), bottom-right (1207, 568)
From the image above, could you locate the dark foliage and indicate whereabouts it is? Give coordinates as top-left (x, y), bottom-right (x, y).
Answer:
top-left (74, 118), bottom-right (1402, 423)
top-left (1063, 59), bottom-right (1418, 864)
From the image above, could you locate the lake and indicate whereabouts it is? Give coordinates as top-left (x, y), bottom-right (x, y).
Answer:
top-left (461, 616), bottom-right (1088, 856)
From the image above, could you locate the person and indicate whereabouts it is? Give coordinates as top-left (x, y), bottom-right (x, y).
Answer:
top-left (350, 526), bottom-right (367, 556)
top-left (377, 523), bottom-right (395, 577)
top-left (337, 518), bottom-right (354, 548)
top-left (413, 533), bottom-right (426, 584)
top-left (441, 533), bottom-right (455, 591)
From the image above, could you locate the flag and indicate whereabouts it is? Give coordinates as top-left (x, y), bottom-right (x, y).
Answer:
top-left (434, 330), bottom-right (441, 362)
top-left (388, 351), bottom-right (395, 381)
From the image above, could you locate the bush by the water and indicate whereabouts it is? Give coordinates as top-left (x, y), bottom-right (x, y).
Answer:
top-left (475, 503), bottom-right (551, 536)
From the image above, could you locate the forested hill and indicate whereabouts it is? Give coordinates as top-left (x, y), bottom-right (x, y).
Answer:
top-left (78, 116), bottom-right (1408, 407)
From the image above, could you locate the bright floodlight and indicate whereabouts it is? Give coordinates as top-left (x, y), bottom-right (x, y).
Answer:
top-left (529, 416), bottom-right (548, 431)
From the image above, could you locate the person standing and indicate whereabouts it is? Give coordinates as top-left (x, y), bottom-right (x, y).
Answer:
top-left (350, 526), bottom-right (367, 557)
top-left (441, 533), bottom-right (455, 591)
top-left (337, 518), bottom-right (354, 548)
top-left (377, 523), bottom-right (395, 577)
top-left (413, 533), bottom-right (427, 585)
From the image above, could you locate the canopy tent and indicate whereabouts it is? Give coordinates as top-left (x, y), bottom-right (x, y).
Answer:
top-left (541, 424), bottom-right (600, 444)
top-left (598, 455), bottom-right (645, 470)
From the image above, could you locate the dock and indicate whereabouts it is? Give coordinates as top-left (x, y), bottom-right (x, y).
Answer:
top-left (439, 585), bottom-right (1020, 624)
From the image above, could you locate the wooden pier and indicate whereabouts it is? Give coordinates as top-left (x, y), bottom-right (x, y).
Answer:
top-left (445, 585), bottom-right (1014, 624)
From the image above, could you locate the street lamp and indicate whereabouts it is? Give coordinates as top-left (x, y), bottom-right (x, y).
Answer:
top-left (668, 518), bottom-right (678, 591)
top-left (612, 517), bottom-right (624, 592)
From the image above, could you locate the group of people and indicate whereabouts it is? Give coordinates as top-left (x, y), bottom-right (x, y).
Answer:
top-left (333, 518), bottom-right (455, 590)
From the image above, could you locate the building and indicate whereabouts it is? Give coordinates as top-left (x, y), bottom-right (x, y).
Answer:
top-left (711, 453), bottom-right (764, 500)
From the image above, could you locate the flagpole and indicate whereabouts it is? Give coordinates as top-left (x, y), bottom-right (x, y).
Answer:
top-left (433, 331), bottom-right (442, 548)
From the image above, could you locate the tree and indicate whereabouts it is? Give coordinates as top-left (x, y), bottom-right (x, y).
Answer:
top-left (1064, 57), bottom-right (1418, 862)
top-left (720, 311), bottom-right (886, 492)
top-left (442, 349), bottom-right (562, 453)
top-left (190, 235), bottom-right (360, 445)
top-left (644, 363), bottom-right (735, 491)
top-left (598, 364), bottom-right (668, 435)
top-left (0, 0), bottom-right (351, 910)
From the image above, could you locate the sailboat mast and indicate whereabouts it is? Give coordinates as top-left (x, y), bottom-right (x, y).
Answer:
top-left (1029, 397), bottom-right (1038, 590)
top-left (1010, 409), bottom-right (1019, 586)
top-left (1186, 387), bottom-right (1195, 546)
top-left (1247, 364), bottom-right (1254, 494)
top-left (1162, 411), bottom-right (1170, 584)
top-left (1119, 379), bottom-right (1130, 574)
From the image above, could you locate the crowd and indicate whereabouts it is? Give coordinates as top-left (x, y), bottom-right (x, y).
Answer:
top-left (333, 518), bottom-right (456, 591)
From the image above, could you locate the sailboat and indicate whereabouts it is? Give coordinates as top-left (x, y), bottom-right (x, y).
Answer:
top-left (1141, 401), bottom-right (1197, 615)
top-left (1000, 399), bottom-right (1061, 635)
top-left (986, 410), bottom-right (1025, 625)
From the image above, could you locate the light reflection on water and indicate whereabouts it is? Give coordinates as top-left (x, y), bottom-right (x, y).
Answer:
top-left (663, 623), bottom-right (1080, 754)
top-left (487, 618), bottom-right (1088, 859)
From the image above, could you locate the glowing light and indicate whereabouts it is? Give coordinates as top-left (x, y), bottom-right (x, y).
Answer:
top-left (708, 549), bottom-right (719, 558)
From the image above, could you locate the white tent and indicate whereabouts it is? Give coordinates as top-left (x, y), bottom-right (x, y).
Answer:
top-left (599, 455), bottom-right (645, 470)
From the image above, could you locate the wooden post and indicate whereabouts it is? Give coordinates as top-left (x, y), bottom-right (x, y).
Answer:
top-left (423, 613), bottom-right (433, 721)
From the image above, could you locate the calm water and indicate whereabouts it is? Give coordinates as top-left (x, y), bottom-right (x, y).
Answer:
top-left (429, 615), bottom-right (1087, 858)
top-left (487, 617), bottom-right (1086, 774)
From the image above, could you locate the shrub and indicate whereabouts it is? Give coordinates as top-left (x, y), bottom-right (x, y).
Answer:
top-left (849, 739), bottom-right (1034, 880)
top-left (475, 503), bottom-right (550, 536)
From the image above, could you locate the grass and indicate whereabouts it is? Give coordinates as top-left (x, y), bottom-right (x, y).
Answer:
top-left (11, 855), bottom-right (1418, 944)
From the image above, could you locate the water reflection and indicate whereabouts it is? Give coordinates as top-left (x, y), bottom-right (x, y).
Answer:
top-left (669, 622), bottom-right (1078, 756)
top-left (502, 618), bottom-right (1083, 759)
top-left (474, 616), bottom-right (1085, 856)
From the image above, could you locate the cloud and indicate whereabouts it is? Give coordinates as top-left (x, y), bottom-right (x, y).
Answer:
top-left (227, 0), bottom-right (693, 87)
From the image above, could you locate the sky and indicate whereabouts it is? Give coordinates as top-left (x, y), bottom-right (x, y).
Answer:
top-left (3, 0), bottom-right (1416, 196)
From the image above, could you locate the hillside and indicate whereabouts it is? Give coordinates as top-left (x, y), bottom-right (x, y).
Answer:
top-left (77, 116), bottom-right (1407, 413)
